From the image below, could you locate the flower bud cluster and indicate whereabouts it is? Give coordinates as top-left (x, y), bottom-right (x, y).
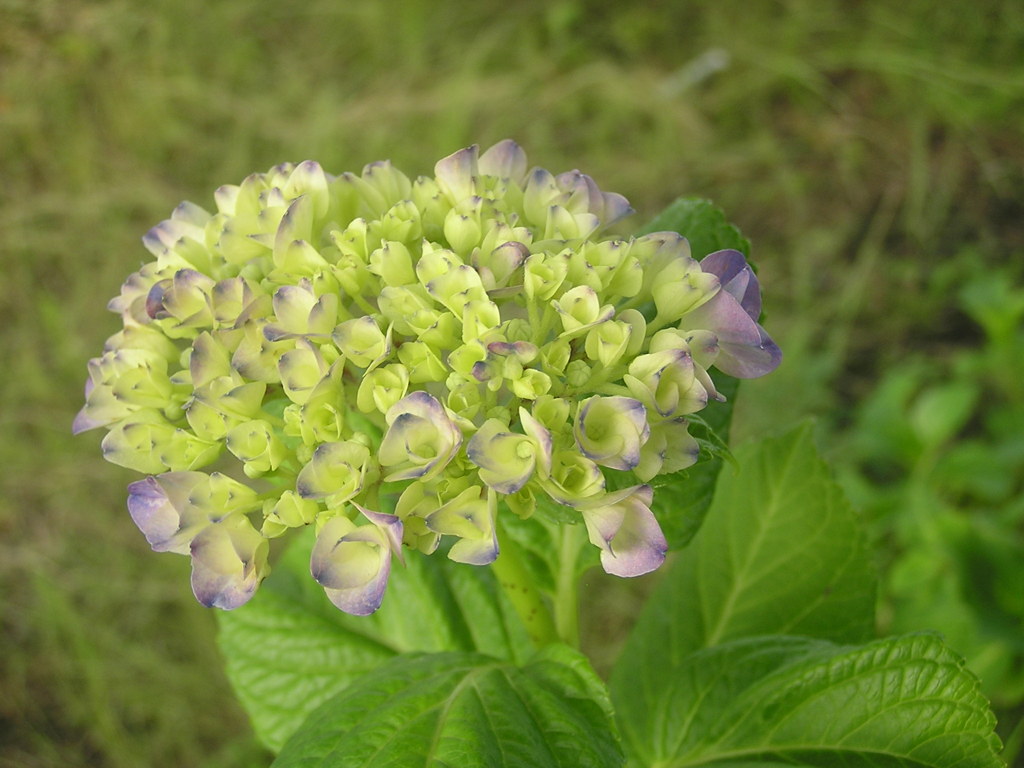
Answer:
top-left (76, 141), bottom-right (780, 614)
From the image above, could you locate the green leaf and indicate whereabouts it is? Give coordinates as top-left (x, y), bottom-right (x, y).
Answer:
top-left (271, 644), bottom-right (624, 768)
top-left (218, 531), bottom-right (531, 752)
top-left (611, 423), bottom-right (878, 761)
top-left (637, 197), bottom-right (751, 259)
top-left (616, 423), bottom-right (875, 668)
top-left (613, 633), bottom-right (1003, 767)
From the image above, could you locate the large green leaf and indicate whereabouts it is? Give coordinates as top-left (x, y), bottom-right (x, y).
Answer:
top-left (615, 423), bottom-right (875, 666)
top-left (615, 633), bottom-right (1003, 767)
top-left (611, 423), bottom-right (878, 761)
top-left (271, 644), bottom-right (624, 768)
top-left (637, 197), bottom-right (751, 258)
top-left (218, 532), bottom-right (530, 752)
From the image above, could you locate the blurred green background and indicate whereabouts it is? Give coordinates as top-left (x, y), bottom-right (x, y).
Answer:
top-left (2, 0), bottom-right (1023, 765)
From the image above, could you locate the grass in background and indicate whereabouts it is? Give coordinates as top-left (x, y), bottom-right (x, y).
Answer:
top-left (2, 0), bottom-right (1022, 764)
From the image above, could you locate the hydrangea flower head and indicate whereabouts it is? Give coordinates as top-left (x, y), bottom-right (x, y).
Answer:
top-left (77, 141), bottom-right (780, 614)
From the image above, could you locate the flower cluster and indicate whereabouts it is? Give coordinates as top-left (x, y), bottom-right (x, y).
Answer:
top-left (75, 141), bottom-right (780, 614)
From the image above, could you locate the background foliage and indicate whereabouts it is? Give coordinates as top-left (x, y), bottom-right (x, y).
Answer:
top-left (1, 0), bottom-right (1022, 765)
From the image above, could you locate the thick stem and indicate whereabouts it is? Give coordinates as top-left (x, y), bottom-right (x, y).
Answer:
top-left (553, 523), bottom-right (584, 648)
top-left (492, 520), bottom-right (559, 648)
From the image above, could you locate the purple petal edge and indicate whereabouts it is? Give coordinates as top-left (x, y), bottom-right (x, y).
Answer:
top-left (449, 535), bottom-right (499, 566)
top-left (356, 505), bottom-right (406, 565)
top-left (72, 406), bottom-right (103, 434)
top-left (324, 557), bottom-right (391, 616)
top-left (717, 326), bottom-right (783, 378)
top-left (126, 477), bottom-right (178, 550)
top-left (191, 571), bottom-right (257, 610)
top-left (584, 486), bottom-right (666, 578)
top-left (700, 249), bottom-right (761, 320)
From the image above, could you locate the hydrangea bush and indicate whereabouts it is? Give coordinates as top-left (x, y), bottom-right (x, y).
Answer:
top-left (75, 140), bottom-right (779, 614)
top-left (76, 143), bottom-right (1005, 767)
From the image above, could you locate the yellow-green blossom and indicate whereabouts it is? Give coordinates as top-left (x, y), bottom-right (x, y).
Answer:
top-left (77, 140), bottom-right (781, 615)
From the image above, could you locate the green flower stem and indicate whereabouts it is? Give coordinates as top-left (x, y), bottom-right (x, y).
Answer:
top-left (527, 299), bottom-right (542, 343)
top-left (260, 412), bottom-right (287, 429)
top-left (492, 520), bottom-right (559, 648)
top-left (573, 363), bottom-right (622, 397)
top-left (554, 522), bottom-right (584, 648)
top-left (537, 305), bottom-right (558, 344)
top-left (350, 292), bottom-right (378, 317)
top-left (530, 303), bottom-right (558, 347)
top-left (643, 311), bottom-right (673, 337)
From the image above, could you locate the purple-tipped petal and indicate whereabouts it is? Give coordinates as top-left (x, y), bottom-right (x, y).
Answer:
top-left (142, 220), bottom-right (191, 256)
top-left (310, 539), bottom-right (382, 590)
top-left (575, 396), bottom-right (650, 471)
top-left (323, 566), bottom-right (390, 616)
top-left (261, 325), bottom-right (298, 342)
top-left (485, 474), bottom-right (532, 496)
top-left (311, 522), bottom-right (375, 588)
top-left (519, 408), bottom-right (553, 477)
top-left (380, 392), bottom-right (463, 482)
top-left (435, 145), bottom-right (479, 202)
top-left (466, 435), bottom-right (526, 494)
top-left (555, 170), bottom-right (594, 207)
top-left (541, 450), bottom-right (606, 507)
top-left (141, 223), bottom-right (173, 254)
top-left (423, 488), bottom-right (499, 565)
top-left (295, 440), bottom-right (370, 501)
top-left (522, 167), bottom-right (561, 224)
top-left (683, 290), bottom-right (781, 378)
top-left (466, 416), bottom-right (548, 494)
top-left (127, 473), bottom-right (209, 554)
top-left (400, 390), bottom-right (444, 419)
top-left (581, 486), bottom-right (666, 577)
top-left (487, 340), bottom-right (537, 361)
top-left (190, 559), bottom-right (256, 608)
top-left (127, 477), bottom-right (181, 550)
top-left (190, 569), bottom-right (254, 609)
top-left (355, 504), bottom-right (406, 566)
top-left (447, 489), bottom-right (499, 566)
top-left (189, 516), bottom-right (267, 610)
top-left (479, 139), bottom-right (528, 183)
top-left (476, 464), bottom-right (533, 496)
top-left (717, 326), bottom-right (783, 379)
top-left (553, 171), bottom-right (633, 229)
top-left (286, 161), bottom-right (329, 205)
top-left (311, 516), bottom-right (392, 616)
top-left (145, 279), bottom-right (172, 319)
top-left (448, 535), bottom-right (499, 566)
top-left (72, 405), bottom-right (103, 434)
top-left (171, 200), bottom-right (212, 228)
top-left (190, 573), bottom-right (257, 609)
top-left (700, 249), bottom-right (761, 320)
top-left (471, 360), bottom-right (492, 382)
top-left (601, 191), bottom-right (635, 228)
top-left (482, 241), bottom-right (529, 290)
